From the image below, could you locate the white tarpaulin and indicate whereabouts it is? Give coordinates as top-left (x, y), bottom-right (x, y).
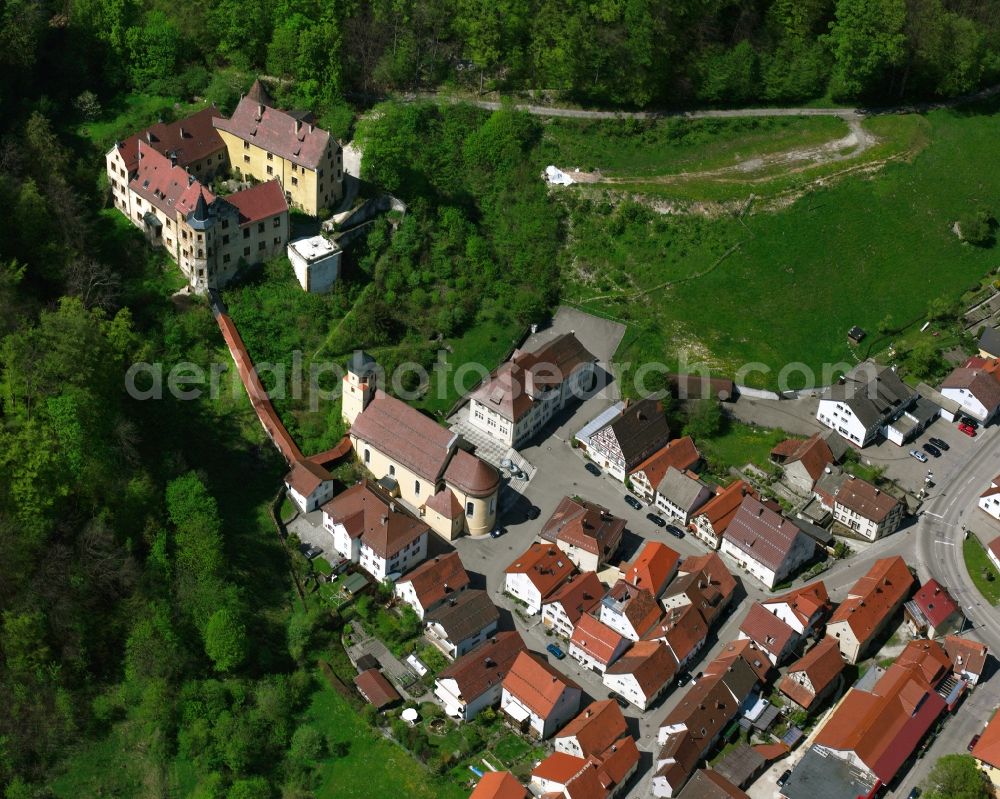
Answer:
top-left (545, 165), bottom-right (575, 185)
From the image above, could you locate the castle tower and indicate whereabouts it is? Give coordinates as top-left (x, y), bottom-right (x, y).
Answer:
top-left (343, 351), bottom-right (377, 425)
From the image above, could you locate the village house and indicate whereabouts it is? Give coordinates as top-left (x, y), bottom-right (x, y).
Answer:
top-left (321, 482), bottom-right (429, 581)
top-left (541, 572), bottom-right (604, 639)
top-left (108, 137), bottom-right (289, 291)
top-left (832, 475), bottom-right (904, 540)
top-left (826, 556), bottom-right (916, 663)
top-left (759, 581), bottom-right (831, 637)
top-left (469, 771), bottom-right (529, 799)
top-left (603, 640), bottom-right (678, 710)
top-left (586, 398), bottom-right (672, 481)
top-left (737, 603), bottom-right (799, 666)
top-left (720, 496), bottom-right (815, 590)
top-left (769, 434), bottom-right (836, 493)
top-left (653, 649), bottom-right (764, 797)
top-left (212, 80), bottom-right (343, 216)
top-left (944, 635), bottom-right (989, 686)
top-left (569, 613), bottom-right (631, 674)
top-left (655, 467), bottom-right (713, 524)
top-left (532, 700), bottom-right (640, 799)
top-left (815, 360), bottom-right (917, 447)
top-left (940, 356), bottom-right (1000, 423)
top-left (643, 604), bottom-right (709, 670)
top-left (343, 352), bottom-right (500, 539)
top-left (903, 578), bottom-right (964, 639)
top-left (973, 713), bottom-right (1000, 794)
top-left (424, 589), bottom-right (499, 660)
top-left (468, 333), bottom-right (597, 447)
top-left (501, 651), bottom-right (582, 739)
top-left (778, 638), bottom-right (845, 712)
top-left (599, 580), bottom-right (663, 641)
top-left (662, 552), bottom-right (738, 628)
top-left (690, 480), bottom-right (756, 550)
top-left (283, 459), bottom-right (334, 512)
top-left (621, 541), bottom-right (681, 598)
top-left (505, 543), bottom-right (577, 615)
top-left (434, 631), bottom-right (527, 721)
top-left (675, 769), bottom-right (749, 799)
top-left (541, 496), bottom-right (626, 572)
top-left (394, 552), bottom-right (470, 619)
top-left (804, 640), bottom-right (955, 791)
top-left (629, 436), bottom-right (701, 503)
top-left (979, 476), bottom-right (1000, 521)
top-left (354, 668), bottom-right (401, 710)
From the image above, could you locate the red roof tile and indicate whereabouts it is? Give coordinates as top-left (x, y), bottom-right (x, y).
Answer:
top-left (437, 632), bottom-right (526, 702)
top-left (354, 669), bottom-right (400, 708)
top-left (738, 603), bottom-right (797, 661)
top-left (503, 652), bottom-right (579, 719)
top-left (724, 496), bottom-right (812, 572)
top-left (225, 178), bottom-right (288, 224)
top-left (506, 543), bottom-right (577, 600)
top-left (770, 434), bottom-right (835, 481)
top-left (557, 700), bottom-right (629, 758)
top-left (115, 105), bottom-right (225, 174)
top-left (972, 711), bottom-right (1000, 769)
top-left (828, 556), bottom-right (916, 644)
top-left (835, 476), bottom-right (901, 523)
top-left (910, 579), bottom-right (961, 629)
top-left (543, 497), bottom-right (626, 559)
top-left (943, 635), bottom-right (988, 678)
top-left (396, 552), bottom-right (470, 612)
top-left (321, 482), bottom-right (429, 559)
top-left (623, 541), bottom-right (680, 596)
top-left (571, 615), bottom-right (627, 666)
top-left (779, 638), bottom-right (845, 710)
top-left (693, 480), bottom-right (757, 536)
top-left (470, 771), bottom-right (529, 799)
top-left (629, 436), bottom-right (701, 486)
top-left (444, 449), bottom-right (500, 497)
top-left (543, 572), bottom-right (603, 626)
top-left (284, 459), bottom-right (332, 495)
top-left (604, 640), bottom-right (678, 696)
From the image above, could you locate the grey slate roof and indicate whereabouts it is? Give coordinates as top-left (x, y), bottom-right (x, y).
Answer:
top-left (425, 589), bottom-right (499, 644)
top-left (723, 496), bottom-right (812, 571)
top-left (657, 467), bottom-right (707, 511)
top-left (781, 746), bottom-right (877, 799)
top-left (979, 326), bottom-right (1000, 357)
top-left (601, 397), bottom-right (671, 468)
top-left (823, 361), bottom-right (915, 429)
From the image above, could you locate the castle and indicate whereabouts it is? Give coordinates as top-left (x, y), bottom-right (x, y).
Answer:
top-left (105, 80), bottom-right (343, 291)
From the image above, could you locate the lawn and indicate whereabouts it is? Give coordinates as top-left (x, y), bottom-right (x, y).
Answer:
top-left (559, 101), bottom-right (1000, 388)
top-left (306, 683), bottom-right (466, 799)
top-left (963, 535), bottom-right (1000, 605)
top-left (77, 92), bottom-right (204, 150)
top-left (699, 419), bottom-right (788, 473)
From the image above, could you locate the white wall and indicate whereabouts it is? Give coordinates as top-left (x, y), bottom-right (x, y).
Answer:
top-left (505, 573), bottom-right (543, 614)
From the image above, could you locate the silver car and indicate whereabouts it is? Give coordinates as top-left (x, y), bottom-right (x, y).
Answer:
top-left (909, 449), bottom-right (928, 463)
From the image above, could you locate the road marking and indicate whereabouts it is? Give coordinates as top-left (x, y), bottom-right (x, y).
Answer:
top-left (935, 540), bottom-right (954, 546)
top-left (923, 512), bottom-right (945, 519)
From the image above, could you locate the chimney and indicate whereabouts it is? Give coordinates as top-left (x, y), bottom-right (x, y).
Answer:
top-left (170, 152), bottom-right (177, 166)
top-left (187, 174), bottom-right (195, 186)
top-left (309, 123), bottom-right (314, 133)
top-left (145, 131), bottom-right (152, 142)
top-left (295, 119), bottom-right (301, 134)
top-left (390, 502), bottom-right (396, 513)
top-left (484, 657), bottom-right (495, 667)
top-left (180, 126), bottom-right (187, 138)
top-left (381, 514), bottom-right (388, 526)
top-left (874, 488), bottom-right (880, 495)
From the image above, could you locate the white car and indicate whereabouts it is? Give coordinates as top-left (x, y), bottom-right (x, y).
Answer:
top-left (910, 449), bottom-right (928, 463)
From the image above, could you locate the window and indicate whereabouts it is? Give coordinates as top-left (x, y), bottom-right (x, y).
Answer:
top-left (243, 141), bottom-right (250, 150)
top-left (267, 152), bottom-right (273, 160)
top-left (257, 222), bottom-right (265, 233)
top-left (291, 176), bottom-right (298, 186)
top-left (364, 449), bottom-right (370, 464)
top-left (197, 249), bottom-right (203, 258)
top-left (266, 165), bottom-right (273, 175)
top-left (258, 241), bottom-right (266, 251)
top-left (243, 155), bottom-right (250, 164)
top-left (222, 234), bottom-right (229, 244)
top-left (388, 465), bottom-right (395, 476)
top-left (243, 227), bottom-right (250, 239)
top-left (197, 234), bottom-right (203, 242)
top-left (221, 219), bottom-right (229, 229)
top-left (223, 254), bottom-right (230, 263)
top-left (273, 217), bottom-right (280, 228)
top-left (466, 502), bottom-right (474, 517)
top-left (165, 219), bottom-right (172, 228)
top-left (243, 246), bottom-right (250, 256)
top-left (273, 236), bottom-right (281, 245)
top-left (414, 481), bottom-right (421, 496)
top-left (292, 164), bottom-right (298, 172)
top-left (319, 169), bottom-right (324, 178)
top-left (182, 231), bottom-right (188, 240)
top-left (319, 182), bottom-right (324, 193)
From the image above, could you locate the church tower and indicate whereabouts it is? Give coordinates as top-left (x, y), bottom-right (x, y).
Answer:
top-left (343, 351), bottom-right (376, 425)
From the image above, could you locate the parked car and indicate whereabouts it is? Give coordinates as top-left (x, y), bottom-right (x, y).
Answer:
top-left (666, 524), bottom-right (685, 539)
top-left (647, 512), bottom-right (666, 528)
top-left (777, 770), bottom-right (792, 788)
top-left (676, 671), bottom-right (692, 687)
top-left (625, 495), bottom-right (643, 510)
top-left (922, 442), bottom-right (941, 458)
top-left (961, 416), bottom-right (980, 429)
top-left (969, 734), bottom-right (981, 752)
top-left (608, 692), bottom-right (630, 709)
top-left (928, 437), bottom-right (950, 451)
top-left (959, 422), bottom-right (977, 437)
top-left (546, 643), bottom-right (566, 660)
top-left (585, 463), bottom-right (602, 477)
top-left (490, 526), bottom-right (506, 539)
top-left (909, 449), bottom-right (928, 463)
top-left (906, 789), bottom-right (920, 799)
top-left (303, 545), bottom-right (323, 559)
top-left (525, 505), bottom-right (541, 520)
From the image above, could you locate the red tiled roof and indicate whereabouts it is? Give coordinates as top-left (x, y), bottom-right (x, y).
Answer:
top-left (911, 579), bottom-right (961, 629)
top-left (941, 364), bottom-right (1000, 411)
top-left (284, 459), bottom-right (332, 495)
top-left (623, 541), bottom-right (680, 596)
top-left (305, 435), bottom-right (352, 466)
top-left (604, 640), bottom-right (678, 696)
top-left (557, 699), bottom-right (629, 758)
top-left (835, 476), bottom-right (901, 523)
top-left (738, 603), bottom-right (796, 660)
top-left (972, 711), bottom-right (1000, 769)
top-left (396, 552), bottom-right (470, 612)
top-left (629, 436), bottom-right (701, 486)
top-left (990, 535), bottom-right (1000, 561)
top-left (677, 552), bottom-right (737, 613)
top-left (543, 496), bottom-right (625, 558)
top-left (437, 632), bottom-right (526, 701)
top-left (214, 94), bottom-right (336, 169)
top-left (660, 605), bottom-right (709, 664)
top-left (350, 390), bottom-right (456, 482)
top-left (779, 638), bottom-right (845, 710)
top-left (710, 639), bottom-right (773, 683)
top-left (693, 480), bottom-right (757, 535)
top-left (503, 652), bottom-right (578, 718)
top-left (115, 105), bottom-right (225, 174)
top-left (828, 556), bottom-right (916, 644)
top-left (571, 615), bottom-right (627, 666)
top-left (605, 580), bottom-right (662, 638)
top-left (676, 769), bottom-right (750, 799)
top-left (764, 581), bottom-right (831, 628)
top-left (225, 178), bottom-right (288, 224)
top-left (724, 495), bottom-right (812, 572)
top-left (424, 487), bottom-right (463, 519)
top-left (470, 771), bottom-right (529, 799)
top-left (506, 543), bottom-right (577, 599)
top-left (533, 751), bottom-right (589, 784)
top-left (544, 572), bottom-right (604, 626)
top-left (943, 635), bottom-right (988, 678)
top-left (354, 669), bottom-right (400, 708)
top-left (444, 449), bottom-right (500, 497)
top-left (770, 433), bottom-right (835, 482)
top-left (321, 482), bottom-right (429, 559)
top-left (130, 143), bottom-right (201, 216)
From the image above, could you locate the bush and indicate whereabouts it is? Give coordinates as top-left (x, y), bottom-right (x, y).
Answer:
top-left (958, 207), bottom-right (995, 246)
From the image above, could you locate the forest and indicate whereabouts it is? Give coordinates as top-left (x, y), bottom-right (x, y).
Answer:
top-left (1, 0), bottom-right (1000, 797)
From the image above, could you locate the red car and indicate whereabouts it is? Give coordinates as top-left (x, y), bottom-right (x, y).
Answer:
top-left (959, 423), bottom-right (977, 437)
top-left (969, 733), bottom-right (981, 751)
